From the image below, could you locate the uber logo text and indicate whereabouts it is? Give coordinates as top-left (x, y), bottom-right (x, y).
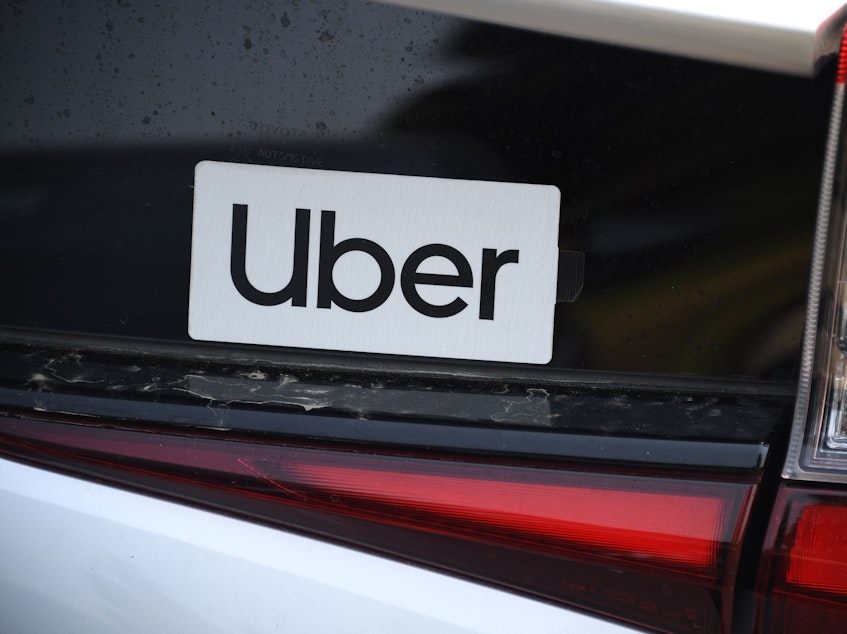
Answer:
top-left (229, 204), bottom-right (519, 319)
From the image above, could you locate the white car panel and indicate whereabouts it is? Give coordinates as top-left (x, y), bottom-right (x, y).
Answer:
top-left (0, 457), bottom-right (635, 634)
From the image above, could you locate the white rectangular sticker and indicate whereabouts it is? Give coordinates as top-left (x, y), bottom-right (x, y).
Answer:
top-left (189, 161), bottom-right (560, 364)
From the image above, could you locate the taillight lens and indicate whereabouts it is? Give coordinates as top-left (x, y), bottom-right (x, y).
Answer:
top-left (755, 487), bottom-right (847, 634)
top-left (0, 415), bottom-right (756, 634)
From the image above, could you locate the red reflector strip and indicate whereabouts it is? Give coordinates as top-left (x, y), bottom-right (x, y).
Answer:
top-left (837, 24), bottom-right (847, 85)
top-left (0, 417), bottom-right (747, 578)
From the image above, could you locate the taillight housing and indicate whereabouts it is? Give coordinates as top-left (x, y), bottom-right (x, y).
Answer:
top-left (759, 26), bottom-right (847, 634)
top-left (0, 414), bottom-right (757, 634)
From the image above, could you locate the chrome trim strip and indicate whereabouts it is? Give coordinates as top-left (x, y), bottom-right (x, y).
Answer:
top-left (381, 0), bottom-right (847, 75)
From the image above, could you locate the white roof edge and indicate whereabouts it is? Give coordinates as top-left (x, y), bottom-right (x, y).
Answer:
top-left (380, 0), bottom-right (847, 76)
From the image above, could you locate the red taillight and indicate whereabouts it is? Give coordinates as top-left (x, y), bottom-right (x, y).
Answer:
top-left (786, 503), bottom-right (847, 592)
top-left (283, 455), bottom-right (751, 634)
top-left (0, 415), bottom-right (756, 634)
top-left (269, 456), bottom-right (730, 572)
top-left (755, 487), bottom-right (847, 634)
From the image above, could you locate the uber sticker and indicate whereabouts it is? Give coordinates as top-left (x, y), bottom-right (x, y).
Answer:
top-left (189, 161), bottom-right (561, 363)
